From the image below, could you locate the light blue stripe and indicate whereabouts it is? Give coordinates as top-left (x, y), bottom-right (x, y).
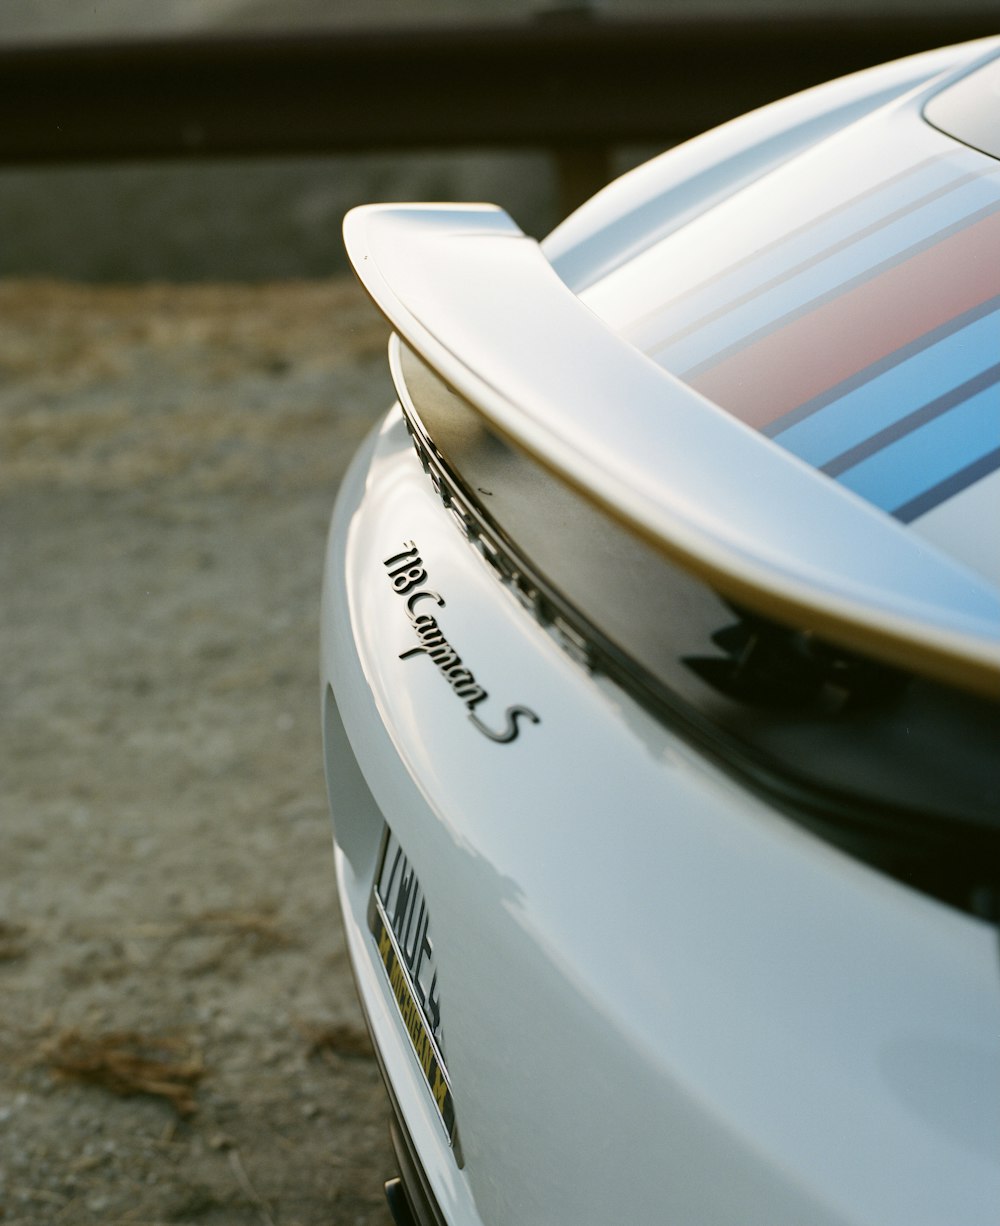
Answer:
top-left (774, 307), bottom-right (1000, 466)
top-left (836, 382), bottom-right (1000, 511)
top-left (629, 154), bottom-right (966, 353)
top-left (654, 172), bottom-right (1000, 375)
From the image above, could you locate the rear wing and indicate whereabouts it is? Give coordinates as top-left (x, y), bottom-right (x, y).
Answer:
top-left (344, 203), bottom-right (1000, 696)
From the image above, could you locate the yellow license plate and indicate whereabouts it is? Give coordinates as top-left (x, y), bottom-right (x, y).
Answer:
top-left (369, 827), bottom-right (455, 1138)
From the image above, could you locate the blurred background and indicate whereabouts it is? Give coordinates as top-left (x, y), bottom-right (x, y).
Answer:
top-left (0, 3), bottom-right (995, 1223)
top-left (1, 0), bottom-right (995, 281)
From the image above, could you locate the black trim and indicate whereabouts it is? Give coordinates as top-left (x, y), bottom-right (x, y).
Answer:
top-left (386, 1117), bottom-right (450, 1226)
top-left (385, 1178), bottom-right (419, 1226)
top-left (336, 873), bottom-right (455, 1226)
top-left (394, 354), bottom-right (1000, 920)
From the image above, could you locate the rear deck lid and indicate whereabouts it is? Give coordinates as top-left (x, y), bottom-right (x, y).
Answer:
top-left (581, 85), bottom-right (1000, 590)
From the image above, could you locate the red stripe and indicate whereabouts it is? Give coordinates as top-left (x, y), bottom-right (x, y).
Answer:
top-left (689, 208), bottom-right (1000, 430)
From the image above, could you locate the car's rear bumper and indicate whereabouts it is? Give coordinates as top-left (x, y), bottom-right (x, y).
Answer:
top-left (321, 407), bottom-right (1000, 1226)
top-left (385, 1118), bottom-right (449, 1226)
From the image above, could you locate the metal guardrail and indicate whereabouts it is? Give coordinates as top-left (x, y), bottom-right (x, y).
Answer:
top-left (1, 13), bottom-right (996, 212)
top-left (1, 13), bottom-right (997, 164)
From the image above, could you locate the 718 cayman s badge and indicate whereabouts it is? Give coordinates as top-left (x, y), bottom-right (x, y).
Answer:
top-left (383, 543), bottom-right (540, 743)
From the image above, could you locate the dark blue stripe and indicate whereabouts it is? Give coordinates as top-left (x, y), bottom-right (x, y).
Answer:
top-left (835, 382), bottom-right (1000, 511)
top-left (637, 157), bottom-right (973, 360)
top-left (679, 197), bottom-right (1000, 382)
top-left (823, 363), bottom-right (1000, 477)
top-left (894, 446), bottom-right (1000, 522)
top-left (764, 294), bottom-right (1000, 439)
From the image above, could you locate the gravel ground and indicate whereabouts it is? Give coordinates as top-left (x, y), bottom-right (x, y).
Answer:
top-left (0, 278), bottom-right (399, 1225)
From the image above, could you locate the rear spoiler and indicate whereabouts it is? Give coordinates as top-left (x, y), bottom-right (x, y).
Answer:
top-left (344, 203), bottom-right (1000, 696)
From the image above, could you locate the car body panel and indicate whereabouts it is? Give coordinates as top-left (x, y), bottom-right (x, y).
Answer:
top-left (325, 37), bottom-right (1000, 1226)
top-left (323, 410), bottom-right (1000, 1226)
top-left (581, 100), bottom-right (1000, 585)
top-left (343, 199), bottom-right (1000, 693)
top-left (544, 39), bottom-right (1000, 293)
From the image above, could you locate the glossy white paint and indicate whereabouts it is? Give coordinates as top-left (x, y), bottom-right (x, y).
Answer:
top-left (343, 199), bottom-right (1000, 693)
top-left (322, 410), bottom-right (1000, 1226)
top-left (913, 466), bottom-right (1000, 586)
top-left (579, 106), bottom-right (979, 339)
top-left (543, 39), bottom-right (1000, 292)
top-left (578, 96), bottom-right (1000, 591)
top-left (326, 41), bottom-right (1000, 1226)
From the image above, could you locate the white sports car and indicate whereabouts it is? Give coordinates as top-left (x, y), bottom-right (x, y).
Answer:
top-left (321, 38), bottom-right (1000, 1226)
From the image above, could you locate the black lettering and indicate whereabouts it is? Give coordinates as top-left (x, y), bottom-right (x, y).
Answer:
top-left (403, 897), bottom-right (425, 972)
top-left (386, 543), bottom-right (540, 749)
top-left (426, 971), bottom-right (441, 1037)
top-left (413, 922), bottom-right (433, 1005)
top-left (390, 564), bottom-right (427, 594)
top-left (392, 863), bottom-right (414, 935)
top-left (383, 542), bottom-right (418, 568)
top-left (401, 876), bottom-right (421, 958)
top-left (469, 704), bottom-right (540, 743)
top-left (412, 912), bottom-right (429, 1002)
top-left (429, 644), bottom-right (460, 670)
top-left (380, 846), bottom-right (403, 906)
top-left (406, 589), bottom-right (445, 615)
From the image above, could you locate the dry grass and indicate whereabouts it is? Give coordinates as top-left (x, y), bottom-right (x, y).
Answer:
top-left (0, 277), bottom-right (395, 1223)
top-left (0, 277), bottom-right (389, 495)
top-left (0, 919), bottom-right (28, 962)
top-left (41, 1029), bottom-right (206, 1117)
top-left (184, 907), bottom-right (294, 952)
top-left (298, 1020), bottom-right (374, 1062)
top-left (171, 907), bottom-right (297, 976)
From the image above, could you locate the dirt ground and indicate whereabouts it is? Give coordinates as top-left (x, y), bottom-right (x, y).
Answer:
top-left (0, 279), bottom-right (400, 1224)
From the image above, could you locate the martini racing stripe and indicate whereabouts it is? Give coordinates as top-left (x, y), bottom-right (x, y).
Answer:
top-left (688, 205), bottom-right (1000, 430)
top-left (656, 167), bottom-right (1000, 376)
top-left (768, 299), bottom-right (1000, 465)
top-left (833, 380), bottom-right (1000, 515)
top-left (896, 446), bottom-right (1000, 523)
top-left (822, 362), bottom-right (1000, 478)
top-left (621, 151), bottom-right (963, 352)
